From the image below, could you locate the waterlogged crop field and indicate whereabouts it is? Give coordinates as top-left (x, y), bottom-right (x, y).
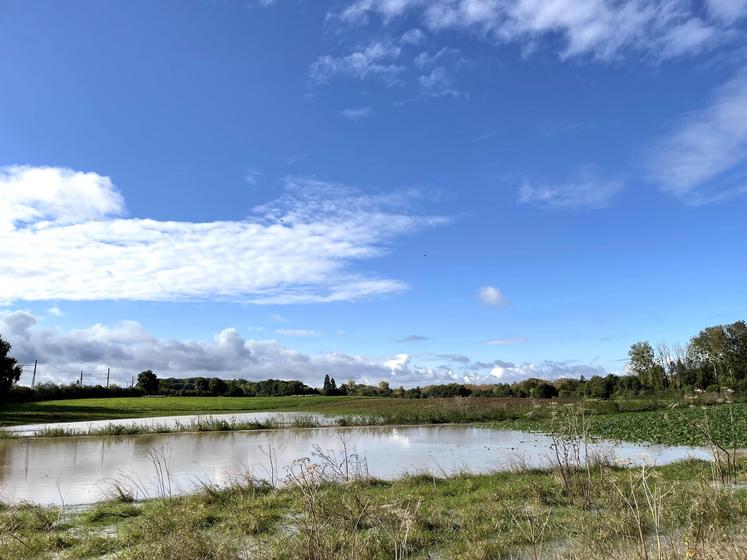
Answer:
top-left (503, 401), bottom-right (747, 447)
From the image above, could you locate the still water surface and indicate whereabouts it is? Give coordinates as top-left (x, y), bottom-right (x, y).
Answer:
top-left (0, 423), bottom-right (711, 505)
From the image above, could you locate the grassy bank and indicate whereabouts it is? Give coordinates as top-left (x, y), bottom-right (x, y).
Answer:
top-left (1, 457), bottom-right (745, 560)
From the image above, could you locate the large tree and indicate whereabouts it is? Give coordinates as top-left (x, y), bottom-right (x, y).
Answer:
top-left (690, 321), bottom-right (747, 386)
top-left (0, 335), bottom-right (23, 397)
top-left (136, 370), bottom-right (159, 394)
top-left (627, 341), bottom-right (666, 390)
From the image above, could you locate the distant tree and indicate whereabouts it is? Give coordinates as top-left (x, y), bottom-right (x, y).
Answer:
top-left (533, 382), bottom-right (558, 399)
top-left (322, 375), bottom-right (339, 396)
top-left (136, 370), bottom-right (159, 394)
top-left (208, 377), bottom-right (227, 396)
top-left (690, 321), bottom-right (747, 386)
top-left (0, 335), bottom-right (22, 397)
top-left (627, 341), bottom-right (665, 389)
top-left (378, 380), bottom-right (392, 396)
top-left (195, 377), bottom-right (209, 394)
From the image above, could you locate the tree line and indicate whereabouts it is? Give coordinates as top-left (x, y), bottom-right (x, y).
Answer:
top-left (1, 320), bottom-right (746, 404)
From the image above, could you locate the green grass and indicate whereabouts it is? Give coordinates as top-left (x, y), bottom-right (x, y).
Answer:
top-left (1, 459), bottom-right (745, 560)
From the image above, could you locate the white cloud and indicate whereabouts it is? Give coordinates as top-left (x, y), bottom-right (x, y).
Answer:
top-left (276, 328), bottom-right (324, 337)
top-left (244, 168), bottom-right (263, 185)
top-left (517, 175), bottom-right (623, 209)
top-left (0, 311), bottom-right (607, 387)
top-left (401, 28), bottom-right (426, 45)
top-left (310, 41), bottom-right (405, 85)
top-left (483, 337), bottom-right (527, 345)
top-left (332, 0), bottom-right (737, 61)
top-left (0, 166), bottom-right (447, 304)
top-left (647, 71), bottom-right (747, 203)
top-left (341, 107), bottom-right (373, 120)
top-left (478, 285), bottom-right (507, 307)
top-left (47, 306), bottom-right (64, 317)
top-left (0, 165), bottom-right (123, 228)
top-left (705, 0), bottom-right (747, 24)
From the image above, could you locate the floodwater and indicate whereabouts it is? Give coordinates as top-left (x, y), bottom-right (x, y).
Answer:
top-left (1, 411), bottom-right (335, 437)
top-left (0, 424), bottom-right (712, 505)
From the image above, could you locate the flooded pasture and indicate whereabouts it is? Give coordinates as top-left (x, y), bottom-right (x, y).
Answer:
top-left (0, 422), bottom-right (712, 506)
top-left (1, 411), bottom-right (335, 437)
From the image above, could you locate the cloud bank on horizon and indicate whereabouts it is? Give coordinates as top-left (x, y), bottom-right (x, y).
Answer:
top-left (0, 310), bottom-right (606, 388)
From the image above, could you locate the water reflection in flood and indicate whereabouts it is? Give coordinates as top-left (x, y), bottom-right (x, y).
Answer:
top-left (0, 426), bottom-right (712, 505)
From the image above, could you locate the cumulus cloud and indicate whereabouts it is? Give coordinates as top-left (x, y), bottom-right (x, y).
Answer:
top-left (0, 166), bottom-right (448, 304)
top-left (647, 71), bottom-right (747, 203)
top-left (331, 0), bottom-right (737, 61)
top-left (478, 285), bottom-right (507, 307)
top-left (488, 359), bottom-right (604, 379)
top-left (1, 311), bottom-right (607, 387)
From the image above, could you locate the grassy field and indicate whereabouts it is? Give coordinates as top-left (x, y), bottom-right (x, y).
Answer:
top-left (1, 458), bottom-right (745, 560)
top-left (0, 395), bottom-right (359, 426)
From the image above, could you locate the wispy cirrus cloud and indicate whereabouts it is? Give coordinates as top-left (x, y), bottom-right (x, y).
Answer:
top-left (0, 166), bottom-right (448, 305)
top-left (517, 166), bottom-right (624, 209)
top-left (330, 0), bottom-right (740, 61)
top-left (276, 328), bottom-right (324, 337)
top-left (396, 334), bottom-right (429, 343)
top-left (310, 41), bottom-right (405, 85)
top-left (647, 70), bottom-right (747, 203)
top-left (341, 106), bottom-right (373, 120)
top-left (483, 337), bottom-right (528, 345)
top-left (517, 178), bottom-right (624, 209)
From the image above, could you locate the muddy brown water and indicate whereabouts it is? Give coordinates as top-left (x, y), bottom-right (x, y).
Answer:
top-left (0, 419), bottom-right (713, 506)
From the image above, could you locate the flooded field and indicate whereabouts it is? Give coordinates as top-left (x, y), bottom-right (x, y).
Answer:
top-left (0, 423), bottom-right (711, 505)
top-left (1, 411), bottom-right (335, 436)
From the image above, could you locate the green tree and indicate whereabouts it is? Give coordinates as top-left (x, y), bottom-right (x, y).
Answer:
top-left (689, 321), bottom-right (747, 387)
top-left (378, 380), bottom-right (392, 396)
top-left (0, 335), bottom-right (22, 397)
top-left (627, 341), bottom-right (665, 389)
top-left (136, 370), bottom-right (159, 394)
top-left (208, 377), bottom-right (227, 395)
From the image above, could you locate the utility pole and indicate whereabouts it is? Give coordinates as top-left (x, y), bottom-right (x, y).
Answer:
top-left (80, 370), bottom-right (83, 386)
top-left (106, 368), bottom-right (110, 388)
top-left (131, 375), bottom-right (134, 388)
top-left (31, 360), bottom-right (37, 389)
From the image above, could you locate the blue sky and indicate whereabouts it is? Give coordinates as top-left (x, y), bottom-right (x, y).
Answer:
top-left (1, 0), bottom-right (746, 387)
